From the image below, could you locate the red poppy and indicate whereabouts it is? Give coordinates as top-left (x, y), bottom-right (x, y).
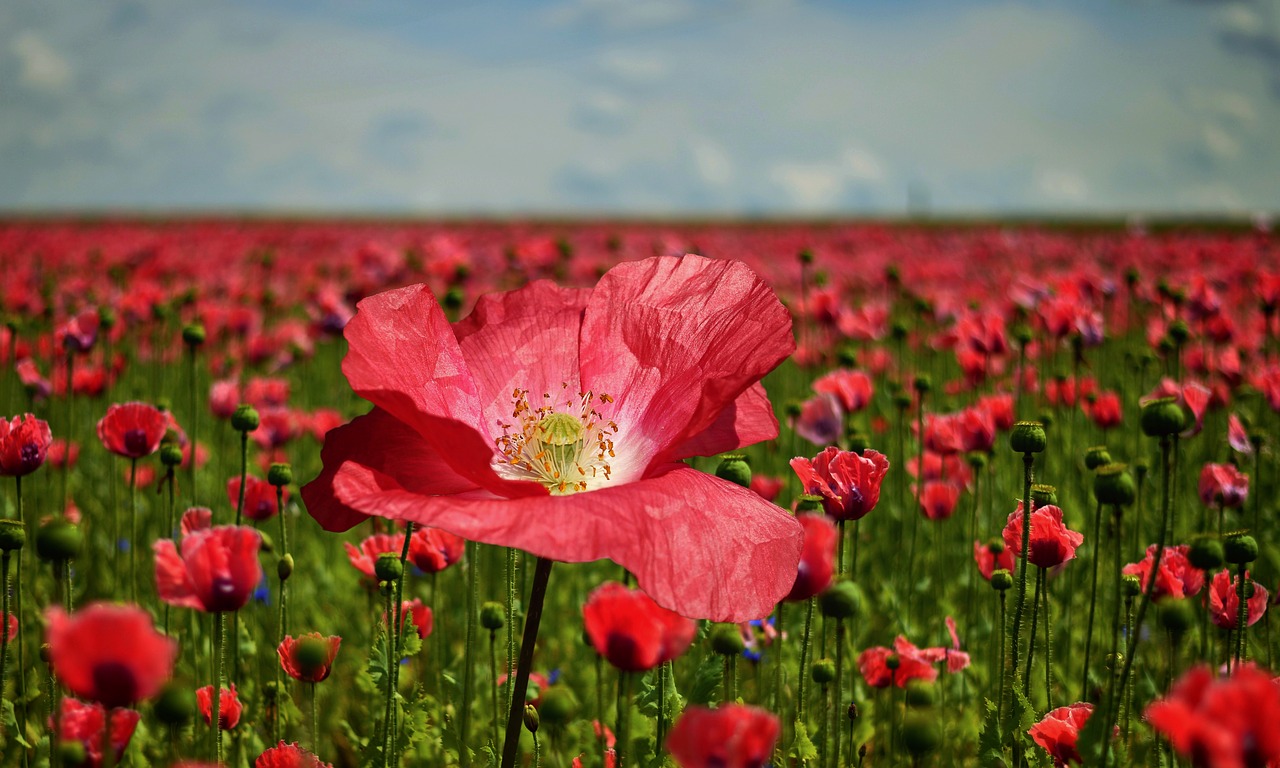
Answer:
top-left (666, 704), bottom-right (779, 768)
top-left (857, 639), bottom-right (939, 688)
top-left (786, 513), bottom-right (837, 602)
top-left (197, 684), bottom-right (242, 730)
top-left (181, 507), bottom-right (213, 537)
top-left (1028, 702), bottom-right (1093, 767)
top-left (227, 475), bottom-right (286, 522)
top-left (388, 599), bottom-right (433, 640)
top-left (1002, 504), bottom-right (1084, 569)
top-left (1208, 569), bottom-right (1269, 629)
top-left (153, 525), bottom-right (263, 613)
top-left (1198, 463), bottom-right (1249, 509)
top-left (58, 308), bottom-right (101, 354)
top-left (1084, 391), bottom-right (1123, 431)
top-left (16, 358), bottom-right (51, 400)
top-left (209, 380), bottom-right (240, 420)
top-left (1147, 665), bottom-right (1280, 768)
top-left (957, 406), bottom-right (996, 453)
top-left (748, 475), bottom-right (783, 502)
top-left (46, 603), bottom-right (177, 708)
top-left (0, 413), bottom-right (53, 476)
top-left (1122, 544), bottom-right (1204, 601)
top-left (97, 402), bottom-right (167, 459)
top-left (343, 533), bottom-right (405, 581)
top-left (5, 612), bottom-right (16, 641)
top-left (245, 377), bottom-right (291, 408)
top-left (1227, 414), bottom-right (1252, 456)
top-left (253, 407), bottom-right (301, 451)
top-left (48, 438), bottom-right (79, 469)
top-left (408, 526), bottom-right (466, 574)
top-left (974, 540), bottom-right (1015, 581)
top-left (812, 368), bottom-right (873, 412)
top-left (918, 480), bottom-right (962, 521)
top-left (278, 633), bottom-right (341, 683)
top-left (303, 256), bottom-right (802, 621)
top-left (583, 581), bottom-right (696, 672)
top-left (977, 393), bottom-right (1014, 431)
top-left (793, 393), bottom-right (843, 446)
top-left (790, 447), bottom-right (890, 522)
top-left (50, 697), bottom-right (140, 768)
top-left (255, 741), bottom-right (333, 768)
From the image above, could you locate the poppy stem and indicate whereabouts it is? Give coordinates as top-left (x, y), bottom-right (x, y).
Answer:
top-left (773, 600), bottom-right (785, 717)
top-left (211, 610), bottom-right (224, 765)
top-left (311, 681), bottom-right (319, 757)
top-left (500, 556), bottom-right (553, 768)
top-left (1234, 564), bottom-right (1248, 669)
top-left (62, 351), bottom-right (72, 513)
top-left (461, 537), bottom-right (476, 768)
top-left (1007, 451), bottom-right (1034, 723)
top-left (188, 344), bottom-right (198, 507)
top-left (491, 630), bottom-right (501, 751)
top-left (235, 430), bottom-right (248, 526)
top-left (996, 590), bottom-right (1006, 721)
top-left (1023, 565), bottom-right (1042, 700)
top-left (798, 596), bottom-right (815, 722)
top-left (129, 456), bottom-right (137, 603)
top-left (655, 660), bottom-right (667, 754)
top-left (1081, 498), bottom-right (1103, 701)
top-left (1043, 568), bottom-right (1053, 707)
top-left (0, 551), bottom-right (9, 711)
top-left (277, 483), bottom-right (289, 636)
top-left (834, 618), bottom-right (846, 768)
top-left (505, 548), bottom-right (516, 712)
top-left (381, 583), bottom-right (395, 768)
top-left (615, 670), bottom-right (633, 768)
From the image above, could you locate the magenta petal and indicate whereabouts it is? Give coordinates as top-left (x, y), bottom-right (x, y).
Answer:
top-left (301, 408), bottom-right (483, 532)
top-left (341, 284), bottom-right (545, 499)
top-left (453, 281), bottom-right (592, 434)
top-left (579, 256), bottom-right (794, 474)
top-left (665, 382), bottom-right (779, 461)
top-left (333, 462), bottom-right (803, 621)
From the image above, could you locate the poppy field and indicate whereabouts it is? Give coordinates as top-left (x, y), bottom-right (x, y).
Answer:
top-left (0, 217), bottom-right (1278, 768)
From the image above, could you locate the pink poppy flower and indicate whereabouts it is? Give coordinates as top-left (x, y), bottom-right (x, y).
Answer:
top-left (303, 256), bottom-right (802, 620)
top-left (790, 447), bottom-right (890, 522)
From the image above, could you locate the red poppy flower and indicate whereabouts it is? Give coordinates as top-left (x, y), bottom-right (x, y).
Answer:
top-left (408, 526), bottom-right (465, 574)
top-left (1147, 665), bottom-right (1280, 768)
top-left (97, 402), bottom-right (167, 459)
top-left (748, 475), bottom-right (783, 502)
top-left (5, 612), bottom-right (16, 641)
top-left (856, 639), bottom-right (939, 688)
top-left (974, 540), bottom-right (1015, 581)
top-left (922, 413), bottom-right (964, 455)
top-left (793, 393), bottom-right (843, 446)
top-left (957, 406), bottom-right (996, 453)
top-left (255, 741), bottom-right (333, 768)
top-left (343, 533), bottom-right (405, 581)
top-left (1208, 569), bottom-right (1268, 629)
top-left (1028, 702), bottom-right (1093, 767)
top-left (278, 633), bottom-right (341, 683)
top-left (227, 475), bottom-right (285, 522)
top-left (666, 704), bottom-right (779, 768)
top-left (47, 603), bottom-right (177, 708)
top-left (181, 507), bottom-right (213, 537)
top-left (1198, 463), bottom-right (1249, 509)
top-left (0, 413), bottom-right (53, 476)
top-left (918, 480), bottom-right (962, 521)
top-left (1122, 544), bottom-right (1204, 601)
top-left (209, 380), bottom-right (240, 420)
top-left (790, 447), bottom-right (890, 522)
top-left (16, 358), bottom-right (52, 401)
top-left (977, 393), bottom-right (1015, 431)
top-left (1084, 391), bottom-right (1123, 431)
top-left (48, 438), bottom-right (79, 469)
top-left (58, 308), bottom-right (101, 354)
top-left (303, 256), bottom-right (802, 621)
top-left (1002, 504), bottom-right (1084, 569)
top-left (387, 599), bottom-right (433, 640)
top-left (786, 513), bottom-right (837, 602)
top-left (197, 684), bottom-right (242, 730)
top-left (1227, 414), bottom-right (1252, 456)
top-left (812, 368), bottom-right (873, 412)
top-left (50, 697), bottom-right (140, 768)
top-left (153, 525), bottom-right (263, 613)
top-left (583, 581), bottom-right (696, 672)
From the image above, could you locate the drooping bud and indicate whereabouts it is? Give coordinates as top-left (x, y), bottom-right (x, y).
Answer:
top-left (811, 658), bottom-right (836, 684)
top-left (523, 704), bottom-right (540, 734)
top-left (277, 554), bottom-right (294, 581)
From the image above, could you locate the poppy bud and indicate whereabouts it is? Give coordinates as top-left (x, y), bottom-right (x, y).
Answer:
top-left (991, 569), bottom-right (1013, 592)
top-left (154, 683), bottom-right (196, 726)
top-left (35, 518), bottom-right (81, 562)
top-left (1121, 574), bottom-right (1142, 598)
top-left (442, 287), bottom-right (465, 314)
top-left (837, 348), bottom-right (858, 367)
top-left (711, 623), bottom-right (746, 656)
top-left (1010, 421), bottom-right (1047, 454)
top-left (819, 580), bottom-right (859, 619)
top-left (1084, 446), bottom-right (1112, 470)
top-left (1094, 463), bottom-right (1136, 507)
top-left (1038, 411), bottom-right (1054, 430)
top-left (1158, 599), bottom-right (1194, 636)
top-left (885, 654), bottom-right (900, 671)
top-left (890, 320), bottom-right (908, 341)
top-left (1224, 533), bottom-right (1258, 565)
top-left (714, 454), bottom-right (751, 488)
top-left (913, 376), bottom-right (931, 395)
top-left (1157, 337), bottom-right (1176, 356)
top-left (847, 432), bottom-right (870, 454)
top-left (1030, 484), bottom-right (1057, 507)
top-left (848, 702), bottom-right (859, 722)
top-left (277, 554), bottom-right (294, 581)
top-left (481, 602), bottom-right (505, 631)
top-left (796, 494), bottom-right (824, 513)
top-left (156, 397), bottom-right (173, 413)
top-left (902, 713), bottom-right (941, 757)
top-left (1168, 319), bottom-right (1190, 344)
top-left (539, 686), bottom-right (577, 725)
top-left (1187, 536), bottom-right (1225, 571)
top-left (40, 643), bottom-right (51, 663)
top-left (523, 704), bottom-right (540, 734)
top-left (0, 520), bottom-right (27, 551)
top-left (812, 658), bottom-right (836, 684)
top-left (160, 443), bottom-right (183, 467)
top-left (966, 452), bottom-right (988, 470)
top-left (986, 537), bottom-right (1006, 554)
top-left (374, 553), bottom-right (403, 582)
top-left (57, 741), bottom-right (87, 766)
top-left (182, 323), bottom-right (206, 347)
top-left (231, 404), bottom-right (260, 433)
top-left (295, 636), bottom-right (332, 677)
top-left (859, 743), bottom-right (869, 760)
top-left (1141, 398), bottom-right (1186, 438)
top-left (98, 306), bottom-right (116, 330)
top-left (1106, 652), bottom-right (1123, 671)
top-left (258, 531), bottom-right (275, 553)
top-left (798, 248), bottom-right (814, 265)
top-left (268, 463), bottom-right (293, 487)
top-left (785, 401), bottom-right (803, 419)
top-left (905, 680), bottom-right (936, 708)
top-left (893, 392), bottom-right (913, 411)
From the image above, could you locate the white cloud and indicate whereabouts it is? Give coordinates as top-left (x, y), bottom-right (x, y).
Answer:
top-left (689, 136), bottom-right (733, 186)
top-left (1035, 169), bottom-right (1089, 203)
top-left (12, 31), bottom-right (72, 92)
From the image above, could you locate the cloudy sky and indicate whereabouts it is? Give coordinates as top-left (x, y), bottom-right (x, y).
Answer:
top-left (2, 0), bottom-right (1278, 215)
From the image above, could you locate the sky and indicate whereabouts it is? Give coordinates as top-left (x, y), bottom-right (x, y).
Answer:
top-left (1, 0), bottom-right (1278, 216)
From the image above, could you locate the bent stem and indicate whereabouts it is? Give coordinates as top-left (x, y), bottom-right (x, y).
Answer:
top-left (500, 556), bottom-right (554, 768)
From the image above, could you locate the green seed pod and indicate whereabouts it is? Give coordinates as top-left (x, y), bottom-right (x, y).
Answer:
top-left (986, 537), bottom-right (1006, 554)
top-left (231, 404), bottom-right (260, 432)
top-left (714, 454), bottom-right (751, 488)
top-left (523, 704), bottom-right (540, 734)
top-left (35, 518), bottom-right (82, 562)
top-left (837, 348), bottom-right (858, 368)
top-left (785, 401), bottom-right (803, 419)
top-left (901, 713), bottom-right (941, 757)
top-left (1121, 574), bottom-right (1143, 598)
top-left (58, 741), bottom-right (87, 766)
top-left (268, 463), bottom-right (293, 487)
top-left (893, 392), bottom-right (913, 411)
top-left (819, 580), bottom-right (859, 619)
top-left (443, 287), bottom-right (465, 313)
top-left (538, 686), bottom-right (577, 726)
top-left (847, 432), bottom-right (870, 455)
top-left (913, 376), bottom-right (931, 395)
top-left (1158, 599), bottom-right (1195, 636)
top-left (798, 248), bottom-right (814, 265)
top-left (1168, 319), bottom-right (1190, 344)
top-left (966, 452), bottom-right (988, 471)
top-left (796, 494), bottom-right (825, 514)
top-left (160, 443), bottom-right (184, 468)
top-left (154, 683), bottom-right (196, 726)
top-left (0, 520), bottom-right (27, 552)
top-left (374, 553), bottom-right (403, 582)
top-left (1010, 421), bottom-right (1047, 454)
top-left (182, 323), bottom-right (206, 347)
top-left (991, 569), bottom-right (1013, 592)
top-left (710, 623), bottom-right (746, 656)
top-left (481, 602), bottom-right (505, 631)
top-left (98, 306), bottom-right (117, 330)
top-left (295, 636), bottom-right (332, 676)
top-left (904, 680), bottom-right (936, 709)
top-left (890, 320), bottom-right (909, 341)
top-left (1141, 397), bottom-right (1186, 438)
top-left (1031, 484), bottom-right (1057, 507)
top-left (885, 654), bottom-right (901, 671)
top-left (811, 658), bottom-right (836, 684)
top-left (1094, 463), bottom-right (1136, 507)
top-left (1187, 536), bottom-right (1225, 571)
top-left (1083, 446), bottom-right (1112, 470)
top-left (1224, 533), bottom-right (1259, 565)
top-left (277, 554), bottom-right (294, 581)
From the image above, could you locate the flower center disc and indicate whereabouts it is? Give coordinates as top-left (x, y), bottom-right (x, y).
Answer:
top-left (494, 388), bottom-right (617, 495)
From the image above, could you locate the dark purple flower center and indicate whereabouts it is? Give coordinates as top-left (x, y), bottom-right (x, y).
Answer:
top-left (18, 443), bottom-right (42, 473)
top-left (123, 429), bottom-right (150, 456)
top-left (91, 661), bottom-right (140, 708)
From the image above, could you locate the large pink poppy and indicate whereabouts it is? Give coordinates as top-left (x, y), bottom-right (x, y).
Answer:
top-left (303, 255), bottom-right (802, 621)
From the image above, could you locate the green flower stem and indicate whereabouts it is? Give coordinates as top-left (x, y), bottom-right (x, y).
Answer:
top-left (1081, 498), bottom-right (1104, 700)
top-left (615, 671), bottom-right (633, 768)
top-left (461, 538), bottom-right (477, 768)
top-left (188, 345), bottom-right (198, 507)
top-left (773, 601), bottom-right (785, 714)
top-left (505, 548), bottom-right (517, 710)
top-left (62, 351), bottom-right (72, 513)
top-left (491, 630), bottom-right (501, 751)
top-left (656, 660), bottom-right (668, 755)
top-left (834, 618), bottom-right (846, 768)
top-left (234, 431), bottom-right (248, 526)
top-left (1234, 564), bottom-right (1248, 670)
top-left (798, 597), bottom-right (815, 722)
top-left (212, 611), bottom-right (224, 765)
top-left (129, 457), bottom-right (138, 603)
top-left (311, 682), bottom-right (320, 757)
top-left (1007, 451), bottom-right (1034, 721)
top-left (1043, 568), bottom-right (1054, 706)
top-left (1023, 565), bottom-right (1043, 699)
top-left (381, 585), bottom-right (395, 768)
top-left (996, 591), bottom-right (1006, 721)
top-left (500, 557), bottom-right (554, 768)
top-left (1, 551), bottom-right (9, 710)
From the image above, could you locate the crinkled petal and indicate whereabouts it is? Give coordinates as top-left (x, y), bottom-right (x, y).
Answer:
top-left (153, 539), bottom-right (203, 610)
top-left (332, 462), bottom-right (802, 621)
top-left (665, 382), bottom-right (779, 460)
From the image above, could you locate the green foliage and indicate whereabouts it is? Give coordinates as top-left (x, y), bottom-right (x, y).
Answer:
top-left (686, 653), bottom-right (724, 707)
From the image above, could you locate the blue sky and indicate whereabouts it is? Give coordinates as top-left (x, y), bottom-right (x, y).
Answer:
top-left (1, 0), bottom-right (1277, 215)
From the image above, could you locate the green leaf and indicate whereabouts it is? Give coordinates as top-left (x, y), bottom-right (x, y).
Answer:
top-left (788, 719), bottom-right (818, 761)
top-left (1, 699), bottom-right (31, 749)
top-left (977, 698), bottom-right (1007, 768)
top-left (687, 654), bottom-right (723, 706)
